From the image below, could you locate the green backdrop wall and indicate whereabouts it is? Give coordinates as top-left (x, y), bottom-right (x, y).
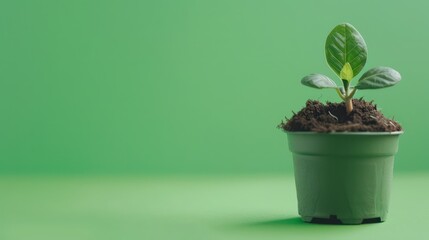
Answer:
top-left (0, 0), bottom-right (426, 174)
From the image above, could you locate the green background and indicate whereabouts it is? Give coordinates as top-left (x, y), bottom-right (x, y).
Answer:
top-left (0, 0), bottom-right (425, 174)
top-left (1, 1), bottom-right (429, 239)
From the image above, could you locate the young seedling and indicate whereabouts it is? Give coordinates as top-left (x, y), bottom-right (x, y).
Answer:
top-left (301, 23), bottom-right (401, 114)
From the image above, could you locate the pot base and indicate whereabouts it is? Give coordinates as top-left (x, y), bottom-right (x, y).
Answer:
top-left (301, 215), bottom-right (385, 225)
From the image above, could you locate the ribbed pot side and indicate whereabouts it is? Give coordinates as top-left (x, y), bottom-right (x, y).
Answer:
top-left (287, 132), bottom-right (402, 225)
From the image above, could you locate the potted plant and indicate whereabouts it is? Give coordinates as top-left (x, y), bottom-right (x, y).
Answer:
top-left (279, 23), bottom-right (403, 224)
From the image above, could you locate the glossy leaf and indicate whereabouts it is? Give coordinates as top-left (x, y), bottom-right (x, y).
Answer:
top-left (325, 23), bottom-right (367, 79)
top-left (301, 74), bottom-right (337, 89)
top-left (355, 67), bottom-right (401, 89)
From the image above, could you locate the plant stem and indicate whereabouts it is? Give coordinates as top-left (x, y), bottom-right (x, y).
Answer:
top-left (345, 98), bottom-right (353, 114)
top-left (344, 88), bottom-right (356, 114)
top-left (335, 88), bottom-right (346, 100)
top-left (348, 88), bottom-right (357, 99)
top-left (342, 81), bottom-right (355, 114)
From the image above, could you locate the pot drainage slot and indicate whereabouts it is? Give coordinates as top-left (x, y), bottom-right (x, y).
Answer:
top-left (362, 217), bottom-right (382, 224)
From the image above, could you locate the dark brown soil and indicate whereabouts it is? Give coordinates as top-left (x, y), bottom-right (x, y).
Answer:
top-left (278, 99), bottom-right (402, 132)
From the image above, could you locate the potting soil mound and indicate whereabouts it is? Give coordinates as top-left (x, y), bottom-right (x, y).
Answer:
top-left (279, 99), bottom-right (402, 132)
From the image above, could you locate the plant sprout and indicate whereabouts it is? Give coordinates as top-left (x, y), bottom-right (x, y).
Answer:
top-left (301, 23), bottom-right (401, 114)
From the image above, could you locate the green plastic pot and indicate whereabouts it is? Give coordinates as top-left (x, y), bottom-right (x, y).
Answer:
top-left (287, 131), bottom-right (403, 224)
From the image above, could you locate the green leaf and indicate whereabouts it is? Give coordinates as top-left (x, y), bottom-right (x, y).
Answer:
top-left (301, 74), bottom-right (337, 89)
top-left (340, 62), bottom-right (353, 81)
top-left (325, 23), bottom-right (367, 79)
top-left (355, 67), bottom-right (401, 89)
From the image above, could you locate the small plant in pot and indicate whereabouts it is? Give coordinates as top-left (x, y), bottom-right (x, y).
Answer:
top-left (279, 23), bottom-right (403, 224)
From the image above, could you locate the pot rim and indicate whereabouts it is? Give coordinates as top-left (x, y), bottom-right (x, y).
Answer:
top-left (286, 131), bottom-right (404, 136)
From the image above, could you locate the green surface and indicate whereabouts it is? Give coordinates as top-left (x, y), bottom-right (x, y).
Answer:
top-left (0, 173), bottom-right (427, 240)
top-left (0, 0), bottom-right (427, 174)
